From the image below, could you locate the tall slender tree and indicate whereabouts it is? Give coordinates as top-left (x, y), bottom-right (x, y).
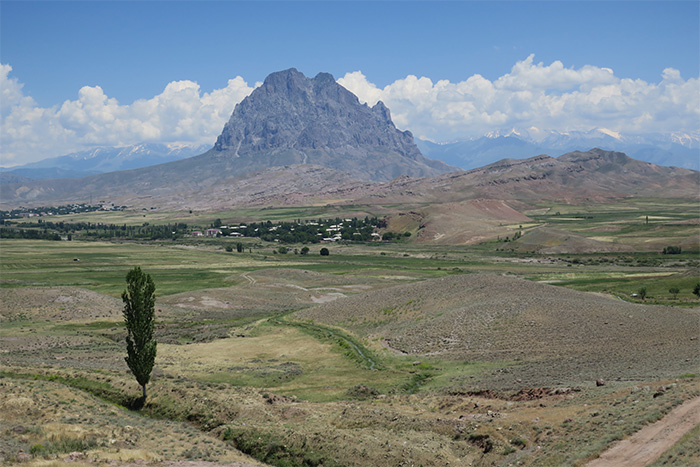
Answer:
top-left (122, 266), bottom-right (157, 404)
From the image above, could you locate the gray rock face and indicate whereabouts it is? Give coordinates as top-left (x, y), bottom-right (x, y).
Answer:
top-left (213, 68), bottom-right (455, 181)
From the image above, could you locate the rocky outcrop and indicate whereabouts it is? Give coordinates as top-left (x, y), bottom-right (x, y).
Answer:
top-left (210, 68), bottom-right (455, 181)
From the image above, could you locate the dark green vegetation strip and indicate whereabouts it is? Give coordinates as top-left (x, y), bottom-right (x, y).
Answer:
top-left (222, 427), bottom-right (342, 467)
top-left (272, 317), bottom-right (383, 371)
top-left (271, 317), bottom-right (438, 396)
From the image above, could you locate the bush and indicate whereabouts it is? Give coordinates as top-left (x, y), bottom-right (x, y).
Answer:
top-left (30, 436), bottom-right (97, 457)
top-left (510, 437), bottom-right (527, 449)
top-left (300, 246), bottom-right (309, 255)
top-left (225, 245), bottom-right (233, 252)
top-left (638, 287), bottom-right (647, 301)
top-left (320, 247), bottom-right (329, 256)
top-left (662, 246), bottom-right (682, 254)
top-left (346, 384), bottom-right (381, 400)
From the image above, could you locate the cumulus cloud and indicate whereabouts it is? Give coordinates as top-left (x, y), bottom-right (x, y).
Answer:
top-left (338, 55), bottom-right (699, 142)
top-left (2, 56), bottom-right (699, 166)
top-left (1, 65), bottom-right (255, 166)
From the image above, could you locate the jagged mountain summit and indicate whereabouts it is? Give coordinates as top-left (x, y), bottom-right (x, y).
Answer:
top-left (207, 68), bottom-right (454, 181)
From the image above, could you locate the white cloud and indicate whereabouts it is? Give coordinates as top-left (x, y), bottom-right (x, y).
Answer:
top-left (1, 67), bottom-right (256, 166)
top-left (338, 55), bottom-right (700, 142)
top-left (1, 64), bottom-right (35, 117)
top-left (2, 57), bottom-right (699, 167)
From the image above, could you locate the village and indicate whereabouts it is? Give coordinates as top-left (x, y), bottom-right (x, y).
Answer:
top-left (190, 216), bottom-right (387, 243)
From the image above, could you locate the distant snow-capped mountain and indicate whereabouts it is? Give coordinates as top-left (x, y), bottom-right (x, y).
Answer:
top-left (2, 143), bottom-right (211, 180)
top-left (416, 129), bottom-right (699, 171)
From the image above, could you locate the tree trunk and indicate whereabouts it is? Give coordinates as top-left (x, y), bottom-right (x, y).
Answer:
top-left (142, 383), bottom-right (147, 402)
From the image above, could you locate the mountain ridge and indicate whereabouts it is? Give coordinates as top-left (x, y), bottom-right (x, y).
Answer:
top-left (208, 68), bottom-right (455, 181)
top-left (1, 143), bottom-right (211, 180)
top-left (1, 148), bottom-right (696, 210)
top-left (417, 129), bottom-right (700, 171)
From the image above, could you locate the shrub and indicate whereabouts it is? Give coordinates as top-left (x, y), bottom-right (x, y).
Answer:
top-left (638, 287), bottom-right (647, 301)
top-left (346, 384), bottom-right (381, 400)
top-left (30, 436), bottom-right (97, 457)
top-left (320, 247), bottom-right (329, 256)
top-left (662, 246), bottom-right (682, 254)
top-left (510, 437), bottom-right (527, 449)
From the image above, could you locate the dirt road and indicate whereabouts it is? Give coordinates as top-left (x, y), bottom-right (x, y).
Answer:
top-left (585, 396), bottom-right (700, 467)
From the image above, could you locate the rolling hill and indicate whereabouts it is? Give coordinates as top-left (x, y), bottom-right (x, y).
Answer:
top-left (295, 273), bottom-right (700, 388)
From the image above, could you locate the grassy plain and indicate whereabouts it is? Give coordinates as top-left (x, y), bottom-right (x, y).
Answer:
top-left (1, 198), bottom-right (698, 466)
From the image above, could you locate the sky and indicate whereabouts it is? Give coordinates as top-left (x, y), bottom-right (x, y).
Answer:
top-left (1, 0), bottom-right (698, 167)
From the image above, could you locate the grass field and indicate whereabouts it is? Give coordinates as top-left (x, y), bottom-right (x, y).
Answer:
top-left (1, 196), bottom-right (699, 466)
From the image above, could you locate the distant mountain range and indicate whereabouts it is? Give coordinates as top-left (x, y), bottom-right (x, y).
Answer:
top-left (416, 128), bottom-right (699, 171)
top-left (0, 143), bottom-right (210, 181)
top-left (4, 127), bottom-right (696, 185)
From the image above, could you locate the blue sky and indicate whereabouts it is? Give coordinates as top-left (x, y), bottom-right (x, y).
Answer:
top-left (1, 1), bottom-right (699, 165)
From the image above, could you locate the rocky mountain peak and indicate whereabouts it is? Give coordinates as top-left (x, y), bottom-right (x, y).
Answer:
top-left (212, 68), bottom-right (455, 181)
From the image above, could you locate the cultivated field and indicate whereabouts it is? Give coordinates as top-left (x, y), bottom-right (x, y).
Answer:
top-left (1, 198), bottom-right (699, 466)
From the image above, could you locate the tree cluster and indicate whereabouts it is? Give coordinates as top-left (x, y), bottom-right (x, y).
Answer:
top-left (1, 221), bottom-right (189, 241)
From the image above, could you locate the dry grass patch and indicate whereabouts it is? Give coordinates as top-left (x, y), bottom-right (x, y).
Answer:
top-left (158, 324), bottom-right (401, 400)
top-left (0, 378), bottom-right (261, 466)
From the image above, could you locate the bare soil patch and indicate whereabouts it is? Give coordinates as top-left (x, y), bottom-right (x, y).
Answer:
top-left (0, 287), bottom-right (121, 322)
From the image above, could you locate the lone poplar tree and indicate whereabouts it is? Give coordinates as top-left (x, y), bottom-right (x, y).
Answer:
top-left (122, 266), bottom-right (157, 404)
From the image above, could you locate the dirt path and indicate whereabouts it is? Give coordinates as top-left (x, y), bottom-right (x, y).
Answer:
top-left (241, 272), bottom-right (257, 285)
top-left (585, 396), bottom-right (700, 467)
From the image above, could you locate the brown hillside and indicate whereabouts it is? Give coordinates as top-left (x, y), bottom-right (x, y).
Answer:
top-left (509, 227), bottom-right (634, 254)
top-left (388, 199), bottom-right (532, 244)
top-left (295, 273), bottom-right (700, 388)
